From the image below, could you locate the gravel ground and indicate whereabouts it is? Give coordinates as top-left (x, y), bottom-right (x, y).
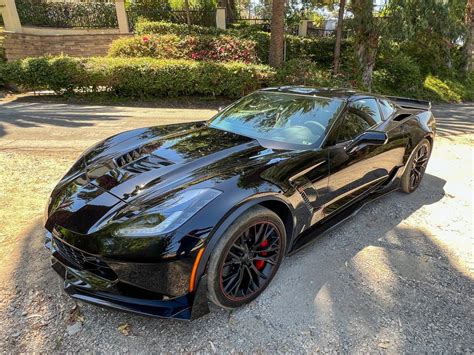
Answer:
top-left (0, 99), bottom-right (472, 353)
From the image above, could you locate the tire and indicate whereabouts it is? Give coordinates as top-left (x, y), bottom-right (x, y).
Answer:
top-left (207, 206), bottom-right (286, 309)
top-left (400, 138), bottom-right (432, 193)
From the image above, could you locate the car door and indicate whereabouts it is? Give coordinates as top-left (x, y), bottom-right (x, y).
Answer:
top-left (323, 98), bottom-right (397, 215)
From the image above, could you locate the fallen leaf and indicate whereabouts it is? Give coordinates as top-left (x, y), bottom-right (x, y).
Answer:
top-left (118, 322), bottom-right (131, 336)
top-left (378, 340), bottom-right (390, 349)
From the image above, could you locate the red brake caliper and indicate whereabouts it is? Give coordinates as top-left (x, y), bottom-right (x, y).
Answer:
top-left (255, 239), bottom-right (268, 270)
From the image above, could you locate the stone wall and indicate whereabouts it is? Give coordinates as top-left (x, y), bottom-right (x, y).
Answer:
top-left (4, 32), bottom-right (131, 60)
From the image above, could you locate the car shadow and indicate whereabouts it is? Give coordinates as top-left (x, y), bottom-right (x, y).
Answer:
top-left (1, 173), bottom-right (472, 352)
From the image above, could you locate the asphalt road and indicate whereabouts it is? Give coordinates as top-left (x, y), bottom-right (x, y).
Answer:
top-left (0, 98), bottom-right (472, 352)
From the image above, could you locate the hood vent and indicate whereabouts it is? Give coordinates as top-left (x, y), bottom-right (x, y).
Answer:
top-left (119, 154), bottom-right (174, 174)
top-left (115, 147), bottom-right (144, 168)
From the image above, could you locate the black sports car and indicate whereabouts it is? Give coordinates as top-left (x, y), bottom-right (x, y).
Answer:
top-left (44, 87), bottom-right (435, 320)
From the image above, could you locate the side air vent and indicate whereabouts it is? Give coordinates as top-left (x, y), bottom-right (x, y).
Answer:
top-left (120, 154), bottom-right (173, 174)
top-left (296, 182), bottom-right (318, 212)
top-left (393, 113), bottom-right (412, 122)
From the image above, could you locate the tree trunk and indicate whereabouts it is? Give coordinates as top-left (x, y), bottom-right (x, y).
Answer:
top-left (184, 0), bottom-right (191, 26)
top-left (352, 0), bottom-right (378, 90)
top-left (333, 0), bottom-right (346, 75)
top-left (269, 0), bottom-right (285, 68)
top-left (219, 0), bottom-right (237, 22)
top-left (464, 0), bottom-right (473, 73)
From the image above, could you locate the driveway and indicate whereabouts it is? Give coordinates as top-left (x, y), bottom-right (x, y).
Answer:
top-left (0, 98), bottom-right (472, 352)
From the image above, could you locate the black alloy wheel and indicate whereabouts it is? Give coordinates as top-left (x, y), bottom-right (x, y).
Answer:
top-left (220, 221), bottom-right (281, 301)
top-left (401, 138), bottom-right (431, 193)
top-left (207, 206), bottom-right (286, 309)
top-left (409, 142), bottom-right (430, 190)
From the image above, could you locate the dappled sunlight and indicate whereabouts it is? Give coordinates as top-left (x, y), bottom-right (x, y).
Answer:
top-left (348, 246), bottom-right (399, 305)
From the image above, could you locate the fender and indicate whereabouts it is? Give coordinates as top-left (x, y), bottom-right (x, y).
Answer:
top-left (399, 132), bottom-right (435, 178)
top-left (190, 193), bottom-right (297, 293)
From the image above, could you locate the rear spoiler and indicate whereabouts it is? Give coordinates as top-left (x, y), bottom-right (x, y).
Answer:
top-left (387, 96), bottom-right (431, 111)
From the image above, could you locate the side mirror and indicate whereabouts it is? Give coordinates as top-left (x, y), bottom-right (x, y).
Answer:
top-left (347, 131), bottom-right (388, 153)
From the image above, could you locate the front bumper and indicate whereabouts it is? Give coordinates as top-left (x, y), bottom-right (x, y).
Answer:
top-left (45, 231), bottom-right (209, 320)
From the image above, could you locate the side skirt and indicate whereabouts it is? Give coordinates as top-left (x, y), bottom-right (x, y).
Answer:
top-left (288, 184), bottom-right (399, 255)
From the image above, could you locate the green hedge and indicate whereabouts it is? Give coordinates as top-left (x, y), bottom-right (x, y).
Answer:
top-left (0, 56), bottom-right (275, 98)
top-left (15, 0), bottom-right (118, 28)
top-left (135, 20), bottom-right (222, 36)
top-left (133, 20), bottom-right (350, 66)
top-left (109, 34), bottom-right (258, 63)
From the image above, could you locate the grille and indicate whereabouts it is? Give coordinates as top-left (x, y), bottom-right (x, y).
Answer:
top-left (52, 235), bottom-right (116, 280)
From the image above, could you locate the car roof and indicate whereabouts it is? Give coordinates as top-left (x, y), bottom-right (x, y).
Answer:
top-left (259, 86), bottom-right (384, 101)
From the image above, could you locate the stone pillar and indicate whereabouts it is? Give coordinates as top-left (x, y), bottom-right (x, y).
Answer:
top-left (216, 7), bottom-right (226, 30)
top-left (0, 0), bottom-right (23, 33)
top-left (115, 0), bottom-right (129, 34)
top-left (298, 20), bottom-right (309, 37)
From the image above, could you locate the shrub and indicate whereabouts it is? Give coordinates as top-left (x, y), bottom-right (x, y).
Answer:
top-left (135, 20), bottom-right (222, 36)
top-left (0, 56), bottom-right (275, 98)
top-left (134, 21), bottom-right (350, 66)
top-left (109, 34), bottom-right (257, 63)
top-left (15, 0), bottom-right (118, 28)
top-left (373, 53), bottom-right (423, 97)
top-left (285, 36), bottom-right (351, 68)
top-left (462, 72), bottom-right (474, 102)
top-left (109, 34), bottom-right (183, 59)
top-left (272, 59), bottom-right (355, 88)
top-left (423, 75), bottom-right (463, 103)
top-left (233, 30), bottom-right (270, 63)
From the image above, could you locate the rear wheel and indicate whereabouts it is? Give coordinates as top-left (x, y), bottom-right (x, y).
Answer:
top-left (207, 206), bottom-right (286, 309)
top-left (400, 138), bottom-right (431, 193)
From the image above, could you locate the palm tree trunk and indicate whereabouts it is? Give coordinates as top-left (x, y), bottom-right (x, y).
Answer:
top-left (352, 0), bottom-right (378, 90)
top-left (269, 0), bottom-right (285, 68)
top-left (464, 0), bottom-right (473, 73)
top-left (333, 0), bottom-right (346, 75)
top-left (184, 0), bottom-right (191, 26)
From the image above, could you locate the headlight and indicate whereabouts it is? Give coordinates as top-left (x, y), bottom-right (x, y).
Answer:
top-left (113, 188), bottom-right (221, 237)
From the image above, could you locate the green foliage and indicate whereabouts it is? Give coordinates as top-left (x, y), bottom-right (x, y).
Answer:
top-left (383, 0), bottom-right (467, 77)
top-left (109, 34), bottom-right (257, 63)
top-left (373, 52), bottom-right (423, 96)
top-left (462, 72), bottom-right (474, 102)
top-left (0, 56), bottom-right (274, 98)
top-left (271, 59), bottom-right (355, 88)
top-left (15, 0), bottom-right (118, 28)
top-left (126, 5), bottom-right (216, 29)
top-left (135, 20), bottom-right (222, 36)
top-left (423, 75), bottom-right (463, 103)
top-left (285, 36), bottom-right (351, 68)
top-left (109, 34), bottom-right (184, 58)
top-left (134, 21), bottom-right (350, 67)
top-left (125, 1), bottom-right (172, 30)
top-left (232, 30), bottom-right (270, 63)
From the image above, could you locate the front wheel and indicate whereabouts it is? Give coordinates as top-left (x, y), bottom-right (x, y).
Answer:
top-left (206, 206), bottom-right (286, 309)
top-left (400, 138), bottom-right (432, 193)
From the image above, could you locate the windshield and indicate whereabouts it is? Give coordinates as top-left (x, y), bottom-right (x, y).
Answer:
top-left (209, 91), bottom-right (344, 148)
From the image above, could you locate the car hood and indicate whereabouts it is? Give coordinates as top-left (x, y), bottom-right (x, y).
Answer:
top-left (46, 122), bottom-right (289, 234)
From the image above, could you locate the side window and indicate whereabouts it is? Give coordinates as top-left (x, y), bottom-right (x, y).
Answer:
top-left (337, 111), bottom-right (371, 143)
top-left (350, 99), bottom-right (383, 125)
top-left (378, 99), bottom-right (396, 120)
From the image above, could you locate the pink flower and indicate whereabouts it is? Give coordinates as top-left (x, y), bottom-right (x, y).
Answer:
top-left (191, 53), bottom-right (198, 59)
top-left (142, 36), bottom-right (149, 43)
